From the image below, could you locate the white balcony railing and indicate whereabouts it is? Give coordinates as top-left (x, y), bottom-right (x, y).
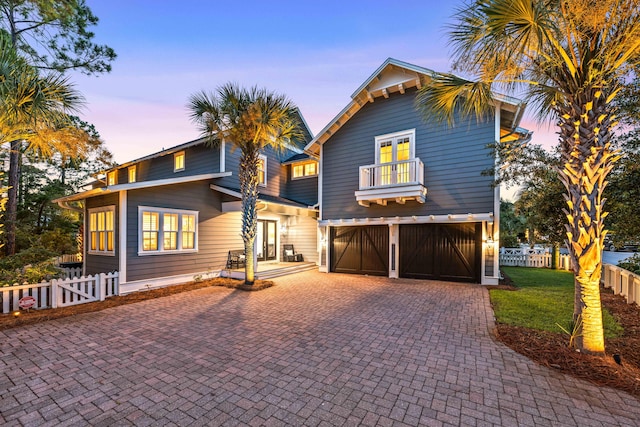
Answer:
top-left (359, 158), bottom-right (424, 190)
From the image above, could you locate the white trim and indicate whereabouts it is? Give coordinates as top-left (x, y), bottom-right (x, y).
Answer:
top-left (174, 151), bottom-right (185, 172)
top-left (319, 212), bottom-right (494, 227)
top-left (119, 191), bottom-right (127, 284)
top-left (87, 205), bottom-right (116, 256)
top-left (491, 103), bottom-right (502, 284)
top-left (137, 206), bottom-right (199, 255)
top-left (389, 224), bottom-right (399, 279)
top-left (53, 172), bottom-right (233, 203)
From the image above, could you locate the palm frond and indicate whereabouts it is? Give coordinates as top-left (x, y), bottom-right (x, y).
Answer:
top-left (416, 73), bottom-right (494, 126)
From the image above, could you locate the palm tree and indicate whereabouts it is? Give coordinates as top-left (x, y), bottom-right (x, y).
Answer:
top-left (0, 31), bottom-right (84, 255)
top-left (417, 0), bottom-right (640, 355)
top-left (189, 83), bottom-right (302, 285)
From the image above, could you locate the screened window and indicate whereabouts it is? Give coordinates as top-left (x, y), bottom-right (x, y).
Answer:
top-left (174, 151), bottom-right (185, 172)
top-left (292, 161), bottom-right (318, 179)
top-left (88, 206), bottom-right (115, 255)
top-left (138, 207), bottom-right (198, 254)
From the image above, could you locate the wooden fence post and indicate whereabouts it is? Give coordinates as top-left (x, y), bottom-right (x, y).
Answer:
top-left (99, 273), bottom-right (106, 301)
top-left (50, 279), bottom-right (58, 308)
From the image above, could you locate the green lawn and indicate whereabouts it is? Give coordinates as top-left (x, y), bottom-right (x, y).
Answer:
top-left (491, 267), bottom-right (623, 338)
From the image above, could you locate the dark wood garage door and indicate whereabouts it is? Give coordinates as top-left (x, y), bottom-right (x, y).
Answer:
top-left (330, 226), bottom-right (389, 276)
top-left (400, 223), bottom-right (481, 283)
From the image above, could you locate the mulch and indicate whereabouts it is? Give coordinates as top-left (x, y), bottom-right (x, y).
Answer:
top-left (493, 275), bottom-right (640, 399)
top-left (0, 277), bottom-right (272, 331)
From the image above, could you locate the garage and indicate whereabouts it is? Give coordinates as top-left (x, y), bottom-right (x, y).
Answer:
top-left (330, 226), bottom-right (389, 275)
top-left (399, 223), bottom-right (482, 283)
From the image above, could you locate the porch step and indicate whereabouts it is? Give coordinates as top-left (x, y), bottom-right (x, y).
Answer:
top-left (256, 262), bottom-right (317, 279)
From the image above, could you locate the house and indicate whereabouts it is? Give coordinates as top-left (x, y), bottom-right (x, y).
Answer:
top-left (306, 58), bottom-right (528, 285)
top-left (54, 117), bottom-right (319, 293)
top-left (55, 58), bottom-right (527, 291)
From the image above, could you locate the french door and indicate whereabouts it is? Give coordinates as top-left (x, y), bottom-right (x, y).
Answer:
top-left (376, 132), bottom-right (413, 185)
top-left (257, 220), bottom-right (277, 261)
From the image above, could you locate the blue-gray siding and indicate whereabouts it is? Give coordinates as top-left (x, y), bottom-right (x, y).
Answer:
top-left (114, 143), bottom-right (220, 184)
top-left (125, 181), bottom-right (243, 282)
top-left (85, 193), bottom-right (120, 275)
top-left (285, 175), bottom-right (318, 206)
top-left (321, 88), bottom-right (496, 220)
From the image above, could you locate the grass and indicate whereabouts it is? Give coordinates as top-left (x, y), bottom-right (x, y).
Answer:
top-left (491, 267), bottom-right (623, 338)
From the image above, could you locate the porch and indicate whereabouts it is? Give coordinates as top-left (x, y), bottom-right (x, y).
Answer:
top-left (222, 261), bottom-right (317, 280)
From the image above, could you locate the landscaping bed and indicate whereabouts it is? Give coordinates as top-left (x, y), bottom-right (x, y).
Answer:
top-left (0, 277), bottom-right (272, 331)
top-left (494, 268), bottom-right (640, 399)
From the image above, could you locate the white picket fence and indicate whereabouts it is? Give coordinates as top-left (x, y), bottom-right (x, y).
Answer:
top-left (0, 272), bottom-right (119, 314)
top-left (602, 264), bottom-right (640, 305)
top-left (500, 251), bottom-right (573, 270)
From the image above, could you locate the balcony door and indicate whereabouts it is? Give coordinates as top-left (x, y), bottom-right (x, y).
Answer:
top-left (257, 220), bottom-right (277, 261)
top-left (375, 129), bottom-right (415, 185)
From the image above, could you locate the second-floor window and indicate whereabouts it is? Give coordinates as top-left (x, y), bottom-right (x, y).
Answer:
top-left (174, 151), bottom-right (185, 172)
top-left (128, 166), bottom-right (136, 183)
top-left (107, 171), bottom-right (117, 186)
top-left (292, 161), bottom-right (317, 179)
top-left (375, 129), bottom-right (415, 185)
top-left (257, 155), bottom-right (267, 186)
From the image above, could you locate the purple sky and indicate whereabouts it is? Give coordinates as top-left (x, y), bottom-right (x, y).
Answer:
top-left (72, 0), bottom-right (556, 169)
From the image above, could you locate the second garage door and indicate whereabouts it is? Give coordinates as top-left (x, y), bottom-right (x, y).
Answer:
top-left (400, 223), bottom-right (481, 283)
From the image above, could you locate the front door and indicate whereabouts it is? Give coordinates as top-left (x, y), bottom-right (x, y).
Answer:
top-left (257, 220), bottom-right (277, 261)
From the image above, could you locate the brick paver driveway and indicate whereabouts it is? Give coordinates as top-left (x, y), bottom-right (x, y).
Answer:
top-left (1, 271), bottom-right (639, 426)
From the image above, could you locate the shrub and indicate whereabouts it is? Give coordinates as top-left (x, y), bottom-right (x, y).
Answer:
top-left (617, 253), bottom-right (640, 275)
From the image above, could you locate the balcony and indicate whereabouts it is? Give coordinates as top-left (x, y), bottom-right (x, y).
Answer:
top-left (355, 158), bottom-right (427, 207)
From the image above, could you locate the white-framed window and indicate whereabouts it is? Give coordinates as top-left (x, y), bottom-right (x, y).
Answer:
top-left (88, 206), bottom-right (115, 255)
top-left (375, 129), bottom-right (415, 185)
top-left (257, 155), bottom-right (267, 187)
top-left (292, 160), bottom-right (318, 179)
top-left (174, 151), bottom-right (185, 172)
top-left (107, 170), bottom-right (117, 186)
top-left (128, 166), bottom-right (136, 183)
top-left (138, 206), bottom-right (198, 255)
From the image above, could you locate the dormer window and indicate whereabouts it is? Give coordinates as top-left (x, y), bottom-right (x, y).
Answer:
top-left (292, 160), bottom-right (318, 179)
top-left (174, 151), bottom-right (185, 172)
top-left (128, 166), bottom-right (136, 183)
top-left (107, 171), bottom-right (117, 186)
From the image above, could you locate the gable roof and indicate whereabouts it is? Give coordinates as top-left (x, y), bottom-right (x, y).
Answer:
top-left (304, 58), bottom-right (526, 156)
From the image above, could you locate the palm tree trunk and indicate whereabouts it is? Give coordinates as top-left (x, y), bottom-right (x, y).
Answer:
top-left (5, 139), bottom-right (21, 256)
top-left (557, 91), bottom-right (617, 356)
top-left (240, 151), bottom-right (259, 285)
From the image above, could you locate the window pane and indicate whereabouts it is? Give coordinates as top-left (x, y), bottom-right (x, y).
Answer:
top-left (143, 212), bottom-right (159, 231)
top-left (379, 141), bottom-right (393, 164)
top-left (90, 232), bottom-right (97, 250)
top-left (90, 213), bottom-right (97, 231)
top-left (143, 232), bottom-right (158, 251)
top-left (106, 211), bottom-right (114, 230)
top-left (97, 212), bottom-right (105, 231)
top-left (257, 157), bottom-right (266, 184)
top-left (182, 215), bottom-right (195, 231)
top-left (163, 213), bottom-right (178, 250)
top-left (396, 137), bottom-right (410, 161)
top-left (175, 153), bottom-right (185, 170)
top-left (305, 162), bottom-right (317, 175)
top-left (129, 167), bottom-right (136, 183)
top-left (293, 165), bottom-right (303, 178)
top-left (107, 232), bottom-right (114, 251)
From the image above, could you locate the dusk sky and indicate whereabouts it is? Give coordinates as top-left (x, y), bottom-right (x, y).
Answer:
top-left (72, 0), bottom-right (557, 167)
